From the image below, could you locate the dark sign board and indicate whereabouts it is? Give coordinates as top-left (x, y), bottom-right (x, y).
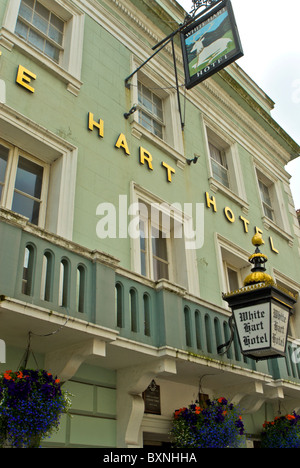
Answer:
top-left (143, 380), bottom-right (161, 415)
top-left (181, 0), bottom-right (243, 89)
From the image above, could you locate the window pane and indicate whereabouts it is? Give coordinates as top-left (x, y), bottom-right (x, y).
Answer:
top-left (263, 203), bottom-right (274, 220)
top-left (139, 111), bottom-right (153, 133)
top-left (15, 156), bottom-right (43, 199)
top-left (259, 180), bottom-right (272, 206)
top-left (141, 252), bottom-right (146, 277)
top-left (15, 20), bottom-right (29, 40)
top-left (139, 84), bottom-right (153, 112)
top-left (23, 0), bottom-right (34, 8)
top-left (228, 268), bottom-right (239, 292)
top-left (151, 227), bottom-right (169, 281)
top-left (211, 158), bottom-right (229, 188)
top-left (19, 1), bottom-right (34, 22)
top-left (28, 28), bottom-right (45, 52)
top-left (153, 258), bottom-right (169, 281)
top-left (51, 14), bottom-right (64, 33)
top-left (0, 145), bottom-right (9, 183)
top-left (209, 142), bottom-right (228, 169)
top-left (138, 82), bottom-right (164, 138)
top-left (12, 191), bottom-right (40, 224)
top-left (153, 94), bottom-right (163, 120)
top-left (35, 1), bottom-right (50, 21)
top-left (153, 120), bottom-right (163, 139)
top-left (32, 11), bottom-right (49, 35)
top-left (45, 40), bottom-right (60, 61)
top-left (140, 221), bottom-right (146, 252)
top-left (152, 235), bottom-right (168, 261)
top-left (259, 180), bottom-right (274, 220)
top-left (48, 24), bottom-right (63, 45)
top-left (0, 145), bottom-right (9, 201)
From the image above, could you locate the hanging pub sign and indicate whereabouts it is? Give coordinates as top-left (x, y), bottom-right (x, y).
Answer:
top-left (232, 298), bottom-right (291, 360)
top-left (181, 0), bottom-right (243, 89)
top-left (221, 234), bottom-right (298, 361)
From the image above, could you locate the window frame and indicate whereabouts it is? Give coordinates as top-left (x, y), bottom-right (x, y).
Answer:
top-left (258, 178), bottom-right (275, 221)
top-left (216, 234), bottom-right (251, 305)
top-left (131, 182), bottom-right (200, 296)
top-left (137, 81), bottom-right (165, 140)
top-left (223, 262), bottom-right (243, 293)
top-left (255, 165), bottom-right (292, 240)
top-left (204, 121), bottom-right (248, 211)
top-left (208, 141), bottom-right (230, 189)
top-left (0, 139), bottom-right (49, 227)
top-left (0, 103), bottom-right (78, 240)
top-left (138, 202), bottom-right (171, 282)
top-left (129, 58), bottom-right (185, 166)
top-left (15, 0), bottom-right (65, 64)
top-left (0, 0), bottom-right (84, 95)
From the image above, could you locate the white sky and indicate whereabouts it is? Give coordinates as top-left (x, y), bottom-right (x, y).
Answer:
top-left (176, 0), bottom-right (300, 209)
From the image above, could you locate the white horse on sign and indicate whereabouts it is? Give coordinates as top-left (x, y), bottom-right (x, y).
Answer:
top-left (191, 35), bottom-right (232, 69)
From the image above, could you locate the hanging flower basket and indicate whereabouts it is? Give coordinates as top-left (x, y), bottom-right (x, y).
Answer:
top-left (170, 397), bottom-right (244, 449)
top-left (261, 412), bottom-right (300, 448)
top-left (0, 369), bottom-right (71, 448)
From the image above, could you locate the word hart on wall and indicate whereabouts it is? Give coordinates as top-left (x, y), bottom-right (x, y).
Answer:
top-left (87, 112), bottom-right (176, 183)
top-left (13, 63), bottom-right (281, 256)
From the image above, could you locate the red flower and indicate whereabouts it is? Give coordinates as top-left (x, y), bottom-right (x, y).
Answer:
top-left (174, 408), bottom-right (186, 419)
top-left (218, 397), bottom-right (227, 405)
top-left (286, 414), bottom-right (296, 420)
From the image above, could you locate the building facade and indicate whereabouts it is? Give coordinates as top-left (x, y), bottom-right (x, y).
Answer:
top-left (0, 0), bottom-right (300, 448)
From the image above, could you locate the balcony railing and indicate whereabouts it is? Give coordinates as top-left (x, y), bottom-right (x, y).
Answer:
top-left (0, 208), bottom-right (299, 384)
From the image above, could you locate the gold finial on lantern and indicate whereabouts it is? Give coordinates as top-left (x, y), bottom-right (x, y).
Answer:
top-left (243, 234), bottom-right (274, 287)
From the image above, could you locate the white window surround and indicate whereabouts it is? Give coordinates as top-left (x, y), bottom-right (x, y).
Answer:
top-left (204, 119), bottom-right (248, 213)
top-left (0, 102), bottom-right (77, 239)
top-left (224, 263), bottom-right (243, 294)
top-left (129, 58), bottom-right (185, 168)
top-left (254, 165), bottom-right (293, 243)
top-left (215, 234), bottom-right (251, 305)
top-left (0, 0), bottom-right (84, 96)
top-left (130, 182), bottom-right (200, 297)
top-left (0, 140), bottom-right (50, 228)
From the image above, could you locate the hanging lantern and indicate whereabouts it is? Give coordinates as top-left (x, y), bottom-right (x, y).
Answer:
top-left (221, 234), bottom-right (297, 361)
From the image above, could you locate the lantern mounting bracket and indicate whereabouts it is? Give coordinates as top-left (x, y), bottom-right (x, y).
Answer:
top-left (217, 315), bottom-right (235, 355)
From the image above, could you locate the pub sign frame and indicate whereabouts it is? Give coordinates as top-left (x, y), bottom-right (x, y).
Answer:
top-left (181, 0), bottom-right (243, 89)
top-left (223, 284), bottom-right (296, 361)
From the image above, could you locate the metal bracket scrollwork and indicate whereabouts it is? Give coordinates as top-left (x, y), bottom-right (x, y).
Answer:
top-left (217, 315), bottom-right (235, 355)
top-left (188, 0), bottom-right (221, 18)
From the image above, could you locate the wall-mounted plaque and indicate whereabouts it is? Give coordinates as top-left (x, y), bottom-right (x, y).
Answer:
top-left (143, 380), bottom-right (161, 415)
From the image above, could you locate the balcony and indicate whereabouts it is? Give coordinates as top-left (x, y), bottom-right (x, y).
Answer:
top-left (1, 207), bottom-right (300, 398)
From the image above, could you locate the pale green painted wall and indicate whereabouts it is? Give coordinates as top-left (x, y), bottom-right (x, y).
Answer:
top-left (0, 3), bottom-right (298, 307)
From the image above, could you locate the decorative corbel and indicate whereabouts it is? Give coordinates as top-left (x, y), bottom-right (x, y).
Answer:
top-left (45, 338), bottom-right (106, 382)
top-left (117, 358), bottom-right (177, 448)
